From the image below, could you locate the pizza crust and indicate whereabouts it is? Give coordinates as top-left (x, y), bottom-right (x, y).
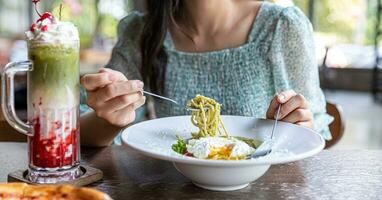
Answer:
top-left (0, 183), bottom-right (112, 200)
top-left (0, 183), bottom-right (27, 199)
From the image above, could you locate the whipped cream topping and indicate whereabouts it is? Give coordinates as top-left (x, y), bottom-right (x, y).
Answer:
top-left (25, 16), bottom-right (79, 44)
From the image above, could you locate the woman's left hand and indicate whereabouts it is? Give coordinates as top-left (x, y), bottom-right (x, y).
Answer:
top-left (266, 90), bottom-right (314, 129)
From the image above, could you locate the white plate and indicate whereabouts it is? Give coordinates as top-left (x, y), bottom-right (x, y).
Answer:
top-left (122, 115), bottom-right (324, 191)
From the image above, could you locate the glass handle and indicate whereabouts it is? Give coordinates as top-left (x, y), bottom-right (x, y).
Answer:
top-left (1, 61), bottom-right (32, 136)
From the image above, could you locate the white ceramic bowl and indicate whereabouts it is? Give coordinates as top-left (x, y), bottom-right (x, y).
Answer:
top-left (121, 116), bottom-right (324, 191)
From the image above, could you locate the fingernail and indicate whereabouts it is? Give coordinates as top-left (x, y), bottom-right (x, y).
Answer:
top-left (278, 94), bottom-right (285, 102)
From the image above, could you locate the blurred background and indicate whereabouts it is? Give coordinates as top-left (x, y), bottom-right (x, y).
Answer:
top-left (0, 0), bottom-right (381, 149)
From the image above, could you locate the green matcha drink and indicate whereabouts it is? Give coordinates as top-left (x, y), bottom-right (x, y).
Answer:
top-left (28, 42), bottom-right (79, 109)
top-left (25, 12), bottom-right (81, 183)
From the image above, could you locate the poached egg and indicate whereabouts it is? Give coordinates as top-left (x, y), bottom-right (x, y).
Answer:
top-left (186, 137), bottom-right (255, 160)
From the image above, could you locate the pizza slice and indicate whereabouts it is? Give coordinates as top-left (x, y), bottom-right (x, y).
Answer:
top-left (0, 183), bottom-right (112, 200)
top-left (0, 183), bottom-right (27, 200)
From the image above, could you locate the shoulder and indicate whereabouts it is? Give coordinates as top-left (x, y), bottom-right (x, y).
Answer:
top-left (262, 2), bottom-right (312, 31)
top-left (118, 11), bottom-right (145, 30)
top-left (253, 2), bottom-right (312, 37)
top-left (116, 11), bottom-right (146, 45)
top-left (249, 2), bottom-right (313, 45)
top-left (106, 11), bottom-right (146, 74)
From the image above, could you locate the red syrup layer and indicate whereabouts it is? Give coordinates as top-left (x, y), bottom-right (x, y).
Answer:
top-left (29, 117), bottom-right (78, 168)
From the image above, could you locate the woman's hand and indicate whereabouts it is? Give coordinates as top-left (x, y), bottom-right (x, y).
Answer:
top-left (266, 90), bottom-right (313, 129)
top-left (81, 68), bottom-right (146, 127)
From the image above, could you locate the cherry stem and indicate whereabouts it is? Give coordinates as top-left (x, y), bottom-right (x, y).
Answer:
top-left (34, 3), bottom-right (41, 17)
top-left (59, 4), bottom-right (63, 21)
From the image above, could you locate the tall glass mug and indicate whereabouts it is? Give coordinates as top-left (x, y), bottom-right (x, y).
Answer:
top-left (1, 39), bottom-right (81, 183)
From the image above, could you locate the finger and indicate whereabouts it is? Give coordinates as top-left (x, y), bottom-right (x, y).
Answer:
top-left (99, 68), bottom-right (127, 82)
top-left (266, 95), bottom-right (281, 119)
top-left (279, 94), bottom-right (309, 119)
top-left (81, 73), bottom-right (112, 91)
top-left (266, 90), bottom-right (297, 119)
top-left (96, 80), bottom-right (144, 102)
top-left (112, 96), bottom-right (146, 127)
top-left (276, 90), bottom-right (297, 104)
top-left (85, 91), bottom-right (101, 108)
top-left (282, 108), bottom-right (312, 124)
top-left (99, 92), bottom-right (143, 113)
top-left (86, 83), bottom-right (143, 110)
top-left (115, 95), bottom-right (146, 115)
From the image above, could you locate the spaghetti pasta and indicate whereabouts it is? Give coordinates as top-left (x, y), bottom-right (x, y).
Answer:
top-left (171, 95), bottom-right (258, 160)
top-left (187, 95), bottom-right (229, 138)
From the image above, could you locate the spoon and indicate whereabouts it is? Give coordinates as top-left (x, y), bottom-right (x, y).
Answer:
top-left (248, 104), bottom-right (281, 159)
top-left (142, 91), bottom-right (207, 112)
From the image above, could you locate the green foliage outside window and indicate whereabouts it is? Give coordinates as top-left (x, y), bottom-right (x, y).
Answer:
top-left (0, 0), bottom-right (381, 47)
top-left (268, 0), bottom-right (378, 45)
top-left (45, 0), bottom-right (132, 47)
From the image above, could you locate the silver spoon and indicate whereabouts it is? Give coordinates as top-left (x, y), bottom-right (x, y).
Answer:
top-left (248, 104), bottom-right (281, 159)
top-left (142, 91), bottom-right (206, 112)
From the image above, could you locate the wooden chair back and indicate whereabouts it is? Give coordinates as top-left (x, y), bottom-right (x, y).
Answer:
top-left (325, 102), bottom-right (345, 148)
top-left (0, 106), bottom-right (27, 142)
top-left (0, 121), bottom-right (27, 142)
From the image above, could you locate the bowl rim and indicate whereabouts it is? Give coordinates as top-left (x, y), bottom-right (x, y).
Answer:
top-left (122, 115), bottom-right (325, 167)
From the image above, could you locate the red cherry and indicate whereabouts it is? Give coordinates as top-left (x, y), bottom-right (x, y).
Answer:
top-left (37, 12), bottom-right (54, 23)
top-left (32, 0), bottom-right (40, 3)
top-left (41, 25), bottom-right (48, 32)
top-left (30, 23), bottom-right (37, 32)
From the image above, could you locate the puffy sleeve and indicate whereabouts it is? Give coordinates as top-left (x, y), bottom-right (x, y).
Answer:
top-left (269, 6), bottom-right (333, 139)
top-left (80, 85), bottom-right (91, 114)
top-left (80, 11), bottom-right (145, 115)
top-left (80, 12), bottom-right (147, 128)
top-left (105, 11), bottom-right (144, 80)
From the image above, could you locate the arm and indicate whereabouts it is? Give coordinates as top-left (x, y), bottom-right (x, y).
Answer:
top-left (80, 111), bottom-right (122, 147)
top-left (80, 81), bottom-right (121, 147)
top-left (267, 7), bottom-right (333, 139)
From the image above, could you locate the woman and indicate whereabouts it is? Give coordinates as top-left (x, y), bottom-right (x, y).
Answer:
top-left (80, 0), bottom-right (333, 146)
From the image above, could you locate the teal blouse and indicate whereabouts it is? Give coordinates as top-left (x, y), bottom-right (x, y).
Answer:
top-left (82, 2), bottom-right (333, 140)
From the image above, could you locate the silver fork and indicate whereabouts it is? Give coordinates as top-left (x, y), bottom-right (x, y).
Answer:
top-left (248, 104), bottom-right (281, 159)
top-left (142, 91), bottom-right (205, 112)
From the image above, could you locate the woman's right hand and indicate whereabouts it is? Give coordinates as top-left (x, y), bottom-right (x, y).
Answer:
top-left (81, 68), bottom-right (146, 127)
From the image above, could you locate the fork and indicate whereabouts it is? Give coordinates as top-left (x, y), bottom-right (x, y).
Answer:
top-left (142, 91), bottom-right (206, 112)
top-left (248, 104), bottom-right (281, 159)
